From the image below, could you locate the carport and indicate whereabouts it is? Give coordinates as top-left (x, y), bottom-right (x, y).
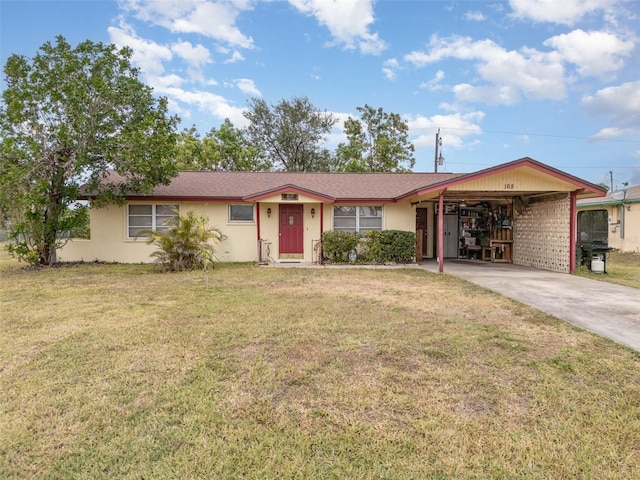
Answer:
top-left (403, 158), bottom-right (607, 274)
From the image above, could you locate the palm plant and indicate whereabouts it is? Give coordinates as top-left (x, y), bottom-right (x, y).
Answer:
top-left (142, 211), bottom-right (223, 271)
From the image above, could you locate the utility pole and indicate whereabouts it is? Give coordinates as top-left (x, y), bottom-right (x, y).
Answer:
top-left (609, 170), bottom-right (614, 191)
top-left (434, 128), bottom-right (444, 173)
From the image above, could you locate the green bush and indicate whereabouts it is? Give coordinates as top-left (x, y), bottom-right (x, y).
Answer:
top-left (321, 231), bottom-right (360, 263)
top-left (322, 229), bottom-right (415, 264)
top-left (377, 230), bottom-right (416, 263)
top-left (141, 211), bottom-right (223, 271)
top-left (360, 230), bottom-right (383, 263)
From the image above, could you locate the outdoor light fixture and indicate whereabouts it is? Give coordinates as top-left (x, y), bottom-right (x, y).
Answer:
top-left (267, 207), bottom-right (272, 218)
top-left (310, 207), bottom-right (316, 218)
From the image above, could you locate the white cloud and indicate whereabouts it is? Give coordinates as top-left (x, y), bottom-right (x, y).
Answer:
top-left (224, 50), bottom-right (245, 64)
top-left (590, 127), bottom-right (630, 140)
top-left (157, 86), bottom-right (248, 126)
top-left (118, 0), bottom-right (255, 49)
top-left (454, 84), bottom-right (523, 105)
top-left (235, 78), bottom-right (261, 96)
top-left (544, 29), bottom-right (634, 78)
top-left (171, 41), bottom-right (212, 68)
top-left (288, 0), bottom-right (387, 55)
top-left (582, 81), bottom-right (640, 118)
top-left (419, 70), bottom-right (445, 91)
top-left (404, 35), bottom-right (566, 104)
top-left (582, 80), bottom-right (640, 138)
top-left (146, 73), bottom-right (185, 89)
top-left (464, 11), bottom-right (485, 21)
top-left (406, 111), bottom-right (486, 152)
top-left (382, 58), bottom-right (400, 80)
top-left (508, 0), bottom-right (618, 26)
top-left (108, 22), bottom-right (172, 75)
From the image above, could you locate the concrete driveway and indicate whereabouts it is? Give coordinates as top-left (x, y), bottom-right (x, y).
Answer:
top-left (421, 260), bottom-right (640, 352)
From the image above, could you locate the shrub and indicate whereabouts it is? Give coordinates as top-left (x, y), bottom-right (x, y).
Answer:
top-left (141, 211), bottom-right (223, 271)
top-left (321, 231), bottom-right (360, 263)
top-left (322, 229), bottom-right (415, 264)
top-left (377, 230), bottom-right (416, 263)
top-left (360, 230), bottom-right (383, 263)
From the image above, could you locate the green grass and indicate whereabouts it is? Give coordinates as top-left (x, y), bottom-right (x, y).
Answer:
top-left (575, 251), bottom-right (640, 289)
top-left (1, 253), bottom-right (639, 479)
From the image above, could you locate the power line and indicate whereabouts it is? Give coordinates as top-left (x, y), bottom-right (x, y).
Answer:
top-left (413, 126), bottom-right (640, 144)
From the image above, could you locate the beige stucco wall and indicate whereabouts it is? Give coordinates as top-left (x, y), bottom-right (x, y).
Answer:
top-left (609, 204), bottom-right (640, 252)
top-left (58, 204), bottom-right (155, 263)
top-left (59, 202), bottom-right (261, 264)
top-left (382, 203), bottom-right (415, 231)
top-left (512, 195), bottom-right (571, 273)
top-left (62, 200), bottom-right (416, 264)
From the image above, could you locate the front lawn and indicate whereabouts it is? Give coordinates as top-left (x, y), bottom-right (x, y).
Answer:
top-left (1, 256), bottom-right (639, 479)
top-left (575, 250), bottom-right (640, 289)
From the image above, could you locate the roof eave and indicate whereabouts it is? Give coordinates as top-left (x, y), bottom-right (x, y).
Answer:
top-left (243, 184), bottom-right (336, 202)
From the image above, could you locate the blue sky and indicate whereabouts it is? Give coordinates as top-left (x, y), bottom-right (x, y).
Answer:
top-left (2, 0), bottom-right (639, 186)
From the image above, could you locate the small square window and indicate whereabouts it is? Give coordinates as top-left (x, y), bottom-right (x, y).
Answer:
top-left (229, 204), bottom-right (254, 222)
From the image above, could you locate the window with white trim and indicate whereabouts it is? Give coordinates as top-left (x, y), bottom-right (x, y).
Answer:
top-left (333, 206), bottom-right (382, 233)
top-left (128, 204), bottom-right (178, 237)
top-left (229, 204), bottom-right (254, 222)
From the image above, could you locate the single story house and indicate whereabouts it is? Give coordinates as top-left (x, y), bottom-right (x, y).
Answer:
top-left (59, 157), bottom-right (606, 273)
top-left (577, 184), bottom-right (640, 253)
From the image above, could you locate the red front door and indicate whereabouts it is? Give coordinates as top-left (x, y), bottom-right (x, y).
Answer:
top-left (279, 204), bottom-right (304, 258)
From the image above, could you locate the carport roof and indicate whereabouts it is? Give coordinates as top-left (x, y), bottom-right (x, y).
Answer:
top-left (398, 157), bottom-right (607, 202)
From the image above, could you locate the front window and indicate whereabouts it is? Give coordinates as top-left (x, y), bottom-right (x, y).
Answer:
top-left (333, 206), bottom-right (382, 233)
top-left (128, 204), bottom-right (178, 237)
top-left (229, 204), bottom-right (254, 222)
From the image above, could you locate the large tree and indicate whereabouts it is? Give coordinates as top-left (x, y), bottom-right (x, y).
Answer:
top-left (0, 36), bottom-right (179, 265)
top-left (243, 96), bottom-right (337, 172)
top-left (176, 120), bottom-right (271, 171)
top-left (336, 104), bottom-right (415, 172)
top-left (174, 125), bottom-right (204, 170)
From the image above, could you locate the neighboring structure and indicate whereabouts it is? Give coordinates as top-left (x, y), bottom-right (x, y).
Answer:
top-left (577, 184), bottom-right (640, 253)
top-left (59, 157), bottom-right (606, 273)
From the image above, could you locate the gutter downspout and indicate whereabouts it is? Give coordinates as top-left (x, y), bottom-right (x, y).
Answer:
top-left (438, 190), bottom-right (446, 273)
top-left (570, 191), bottom-right (577, 273)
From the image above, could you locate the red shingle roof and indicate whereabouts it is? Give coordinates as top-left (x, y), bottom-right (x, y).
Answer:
top-left (94, 157), bottom-right (606, 202)
top-left (108, 170), bottom-right (465, 202)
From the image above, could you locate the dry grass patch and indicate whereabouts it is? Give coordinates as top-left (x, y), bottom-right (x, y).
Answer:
top-left (575, 250), bottom-right (640, 289)
top-left (1, 256), bottom-right (639, 479)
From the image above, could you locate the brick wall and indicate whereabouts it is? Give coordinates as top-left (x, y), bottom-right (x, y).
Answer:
top-left (513, 195), bottom-right (571, 273)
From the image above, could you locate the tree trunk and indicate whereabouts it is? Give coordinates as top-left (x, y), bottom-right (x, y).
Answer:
top-left (40, 155), bottom-right (66, 265)
top-left (40, 199), bottom-right (60, 265)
